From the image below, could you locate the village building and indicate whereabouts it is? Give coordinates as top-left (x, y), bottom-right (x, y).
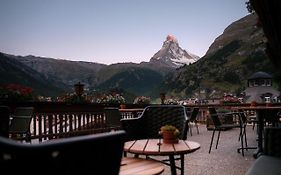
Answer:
top-left (243, 71), bottom-right (280, 103)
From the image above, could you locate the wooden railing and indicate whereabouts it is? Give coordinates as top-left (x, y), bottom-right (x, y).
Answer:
top-left (33, 111), bottom-right (107, 142)
top-left (6, 102), bottom-right (121, 142)
top-left (3, 101), bottom-right (280, 142)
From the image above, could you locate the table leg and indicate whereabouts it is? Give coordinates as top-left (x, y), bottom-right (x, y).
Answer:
top-left (254, 110), bottom-right (264, 158)
top-left (180, 154), bottom-right (184, 175)
top-left (169, 155), bottom-right (177, 175)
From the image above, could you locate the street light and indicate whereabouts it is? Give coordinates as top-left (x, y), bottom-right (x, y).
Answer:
top-left (74, 82), bottom-right (84, 97)
top-left (160, 92), bottom-right (166, 105)
top-left (197, 64), bottom-right (201, 105)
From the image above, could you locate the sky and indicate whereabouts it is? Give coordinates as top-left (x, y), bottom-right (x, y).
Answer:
top-left (0, 0), bottom-right (249, 65)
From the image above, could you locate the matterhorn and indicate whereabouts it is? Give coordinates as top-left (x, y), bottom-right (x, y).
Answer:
top-left (150, 35), bottom-right (200, 68)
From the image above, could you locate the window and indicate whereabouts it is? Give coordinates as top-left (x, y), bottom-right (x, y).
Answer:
top-left (253, 80), bottom-right (259, 87)
top-left (249, 80), bottom-right (254, 87)
top-left (266, 79), bottom-right (271, 86)
top-left (264, 96), bottom-right (271, 103)
top-left (261, 79), bottom-right (266, 86)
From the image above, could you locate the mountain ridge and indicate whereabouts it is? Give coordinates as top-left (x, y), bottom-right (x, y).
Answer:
top-left (1, 34), bottom-right (197, 98)
top-left (1, 13), bottom-right (273, 101)
top-left (0, 52), bottom-right (65, 96)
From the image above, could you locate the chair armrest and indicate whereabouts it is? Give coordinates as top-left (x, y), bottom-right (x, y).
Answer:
top-left (121, 118), bottom-right (146, 141)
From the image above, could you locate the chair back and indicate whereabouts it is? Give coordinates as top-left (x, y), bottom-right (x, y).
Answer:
top-left (0, 106), bottom-right (10, 137)
top-left (0, 130), bottom-right (126, 175)
top-left (208, 107), bottom-right (222, 127)
top-left (238, 109), bottom-right (248, 124)
top-left (264, 127), bottom-right (281, 157)
top-left (122, 105), bottom-right (188, 140)
top-left (104, 107), bottom-right (121, 128)
top-left (189, 107), bottom-right (199, 122)
top-left (9, 107), bottom-right (34, 134)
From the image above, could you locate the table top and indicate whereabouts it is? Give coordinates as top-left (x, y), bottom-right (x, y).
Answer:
top-left (124, 139), bottom-right (200, 156)
top-left (119, 157), bottom-right (164, 175)
top-left (232, 106), bottom-right (281, 110)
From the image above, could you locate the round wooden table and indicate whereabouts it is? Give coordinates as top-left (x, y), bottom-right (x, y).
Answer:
top-left (124, 139), bottom-right (200, 175)
top-left (119, 157), bottom-right (164, 175)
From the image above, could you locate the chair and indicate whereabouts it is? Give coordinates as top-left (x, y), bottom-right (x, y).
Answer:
top-left (104, 107), bottom-right (122, 130)
top-left (246, 110), bottom-right (258, 130)
top-left (188, 107), bottom-right (200, 136)
top-left (0, 130), bottom-right (126, 175)
top-left (121, 105), bottom-right (189, 141)
top-left (237, 109), bottom-right (257, 156)
top-left (9, 107), bottom-right (34, 142)
top-left (0, 106), bottom-right (10, 138)
top-left (121, 105), bottom-right (189, 174)
top-left (208, 107), bottom-right (241, 154)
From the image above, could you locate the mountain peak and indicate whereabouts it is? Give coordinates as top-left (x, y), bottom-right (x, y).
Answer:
top-left (150, 35), bottom-right (200, 68)
top-left (166, 34), bottom-right (178, 43)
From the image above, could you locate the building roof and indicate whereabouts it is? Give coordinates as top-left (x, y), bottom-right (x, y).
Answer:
top-left (248, 71), bottom-right (272, 80)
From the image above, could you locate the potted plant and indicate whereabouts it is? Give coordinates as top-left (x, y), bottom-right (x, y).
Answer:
top-left (133, 96), bottom-right (151, 105)
top-left (97, 94), bottom-right (126, 104)
top-left (251, 101), bottom-right (257, 107)
top-left (159, 125), bottom-right (180, 144)
top-left (120, 103), bottom-right (126, 109)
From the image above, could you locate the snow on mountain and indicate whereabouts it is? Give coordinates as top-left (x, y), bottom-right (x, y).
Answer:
top-left (150, 35), bottom-right (200, 68)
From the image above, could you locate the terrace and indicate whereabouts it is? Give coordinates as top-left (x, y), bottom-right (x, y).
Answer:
top-left (1, 0), bottom-right (281, 174)
top-left (1, 102), bottom-right (280, 175)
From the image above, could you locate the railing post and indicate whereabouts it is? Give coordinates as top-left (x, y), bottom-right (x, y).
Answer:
top-left (48, 114), bottom-right (53, 140)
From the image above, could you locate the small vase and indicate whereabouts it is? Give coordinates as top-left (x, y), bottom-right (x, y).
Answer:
top-left (162, 131), bottom-right (178, 144)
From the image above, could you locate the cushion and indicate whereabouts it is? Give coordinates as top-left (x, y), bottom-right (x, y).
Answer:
top-left (245, 155), bottom-right (281, 175)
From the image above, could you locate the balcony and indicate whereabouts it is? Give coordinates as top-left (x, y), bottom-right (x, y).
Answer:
top-left (2, 102), bottom-right (280, 175)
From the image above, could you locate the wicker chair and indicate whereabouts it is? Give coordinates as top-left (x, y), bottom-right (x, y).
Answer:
top-left (0, 106), bottom-right (10, 138)
top-left (121, 105), bottom-right (189, 173)
top-left (104, 107), bottom-right (122, 130)
top-left (9, 107), bottom-right (34, 142)
top-left (121, 105), bottom-right (189, 141)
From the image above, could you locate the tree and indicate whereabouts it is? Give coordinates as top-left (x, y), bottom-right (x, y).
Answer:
top-left (249, 0), bottom-right (281, 91)
top-left (245, 1), bottom-right (254, 13)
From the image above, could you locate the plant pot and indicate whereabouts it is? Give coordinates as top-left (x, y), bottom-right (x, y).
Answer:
top-left (120, 104), bottom-right (126, 109)
top-left (251, 101), bottom-right (257, 107)
top-left (162, 131), bottom-right (178, 144)
top-left (266, 103), bottom-right (272, 107)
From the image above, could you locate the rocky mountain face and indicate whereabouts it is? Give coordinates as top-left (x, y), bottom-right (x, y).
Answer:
top-left (150, 35), bottom-right (199, 68)
top-left (10, 54), bottom-right (106, 89)
top-left (0, 53), bottom-right (65, 96)
top-left (163, 13), bottom-right (275, 99)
